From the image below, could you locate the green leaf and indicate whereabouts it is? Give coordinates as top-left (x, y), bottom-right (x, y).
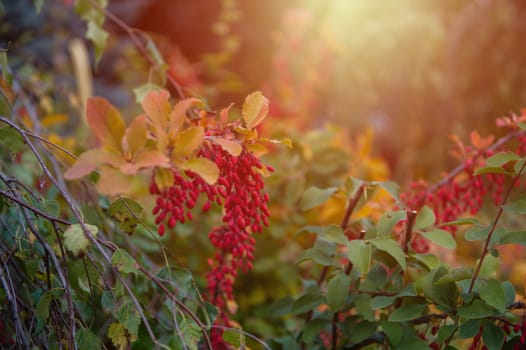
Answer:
top-left (0, 125), bottom-right (25, 153)
top-left (370, 238), bottom-right (406, 270)
top-left (299, 186), bottom-right (338, 211)
top-left (485, 152), bottom-right (521, 167)
top-left (347, 240), bottom-right (372, 274)
top-left (442, 217), bottom-right (481, 226)
top-left (502, 281), bottom-right (516, 307)
top-left (388, 303), bottom-right (427, 322)
top-left (297, 225), bottom-right (348, 245)
top-left (479, 255), bottom-right (499, 278)
top-left (354, 294), bottom-right (375, 321)
top-left (76, 0), bottom-right (107, 25)
top-left (296, 247), bottom-right (334, 266)
top-left (371, 296), bottom-right (396, 310)
top-left (373, 181), bottom-right (401, 203)
top-left (36, 290), bottom-right (54, 320)
top-left (117, 297), bottom-right (141, 338)
top-left (473, 166), bottom-right (510, 176)
top-left (350, 321), bottom-right (378, 343)
top-left (458, 319), bottom-right (481, 338)
top-left (75, 327), bottom-right (101, 350)
top-left (242, 91), bottom-right (269, 129)
top-left (422, 267), bottom-right (457, 308)
top-left (111, 249), bottom-right (139, 276)
top-left (435, 267), bottom-right (473, 285)
top-left (180, 157), bottom-right (219, 185)
top-left (414, 205), bottom-right (435, 230)
top-left (63, 223), bottom-right (98, 257)
top-left (457, 299), bottom-right (496, 319)
top-left (502, 200), bottom-right (526, 214)
top-left (222, 328), bottom-right (245, 348)
top-left (437, 325), bottom-right (456, 342)
top-left (498, 230), bottom-right (526, 245)
top-left (101, 291), bottom-right (115, 313)
top-left (327, 272), bottom-right (350, 311)
top-left (292, 293), bottom-right (324, 314)
top-left (420, 229), bottom-right (456, 249)
top-left (133, 83), bottom-right (163, 103)
top-left (482, 323), bottom-right (505, 350)
top-left (465, 226), bottom-right (490, 241)
top-left (109, 198), bottom-right (144, 235)
top-left (479, 279), bottom-right (506, 312)
top-left (409, 253), bottom-right (440, 270)
top-left (86, 21), bottom-right (108, 66)
top-left (145, 37), bottom-right (167, 72)
top-left (382, 322), bottom-right (403, 346)
top-left (376, 210), bottom-right (406, 237)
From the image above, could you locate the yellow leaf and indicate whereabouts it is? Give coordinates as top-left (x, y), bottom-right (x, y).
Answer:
top-left (141, 89), bottom-right (171, 128)
top-left (154, 168), bottom-right (174, 191)
top-left (86, 97), bottom-right (126, 151)
top-left (242, 91), bottom-right (269, 129)
top-left (169, 98), bottom-right (203, 134)
top-left (214, 138), bottom-right (242, 156)
top-left (96, 167), bottom-right (134, 195)
top-left (180, 157), bottom-right (219, 184)
top-left (246, 142), bottom-right (268, 156)
top-left (108, 322), bottom-right (129, 349)
top-left (123, 115), bottom-right (147, 156)
top-left (173, 126), bottom-right (204, 157)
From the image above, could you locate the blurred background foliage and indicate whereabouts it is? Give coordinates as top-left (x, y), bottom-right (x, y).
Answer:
top-left (2, 0), bottom-right (526, 344)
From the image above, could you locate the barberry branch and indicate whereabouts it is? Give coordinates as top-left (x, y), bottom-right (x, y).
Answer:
top-left (403, 209), bottom-right (417, 253)
top-left (426, 129), bottom-right (526, 195)
top-left (468, 160), bottom-right (526, 292)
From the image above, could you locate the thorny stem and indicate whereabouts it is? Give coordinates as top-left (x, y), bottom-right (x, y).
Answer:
top-left (468, 160), bottom-right (526, 292)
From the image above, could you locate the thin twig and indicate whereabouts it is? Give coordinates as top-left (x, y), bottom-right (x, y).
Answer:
top-left (468, 160), bottom-right (526, 292)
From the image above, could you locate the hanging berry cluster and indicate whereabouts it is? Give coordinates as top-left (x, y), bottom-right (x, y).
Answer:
top-left (150, 144), bottom-right (272, 348)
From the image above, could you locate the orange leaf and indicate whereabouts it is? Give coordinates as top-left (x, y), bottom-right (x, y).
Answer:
top-left (123, 115), bottom-right (147, 156)
top-left (64, 149), bottom-right (103, 180)
top-left (242, 91), bottom-right (269, 129)
top-left (219, 103), bottom-right (234, 126)
top-left (213, 138), bottom-right (242, 156)
top-left (86, 97), bottom-right (126, 151)
top-left (169, 98), bottom-right (203, 135)
top-left (134, 150), bottom-right (169, 168)
top-left (65, 149), bottom-right (126, 180)
top-left (173, 126), bottom-right (204, 158)
top-left (141, 90), bottom-right (171, 128)
top-left (96, 167), bottom-right (134, 195)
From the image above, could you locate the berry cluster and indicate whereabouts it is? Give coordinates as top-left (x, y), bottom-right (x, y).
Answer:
top-left (401, 153), bottom-right (507, 253)
top-left (150, 143), bottom-right (272, 348)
